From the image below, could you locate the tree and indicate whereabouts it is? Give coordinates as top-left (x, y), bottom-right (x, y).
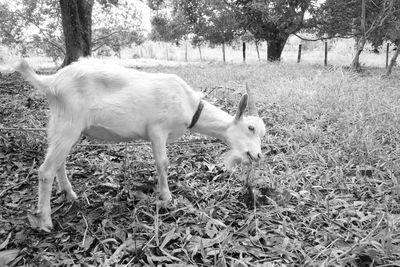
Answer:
top-left (149, 0), bottom-right (239, 62)
top-left (352, 0), bottom-right (366, 71)
top-left (349, 0), bottom-right (396, 70)
top-left (0, 0), bottom-right (146, 66)
top-left (310, 0), bottom-right (400, 71)
top-left (59, 0), bottom-right (94, 66)
top-left (174, 0), bottom-right (212, 60)
top-left (383, 17), bottom-right (400, 75)
top-left (231, 0), bottom-right (316, 61)
top-left (201, 2), bottom-right (237, 63)
top-left (0, 1), bottom-right (64, 59)
top-left (92, 1), bottom-right (146, 57)
top-left (150, 13), bottom-right (187, 44)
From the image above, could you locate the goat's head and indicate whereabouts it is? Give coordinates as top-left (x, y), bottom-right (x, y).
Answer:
top-left (224, 85), bottom-right (266, 169)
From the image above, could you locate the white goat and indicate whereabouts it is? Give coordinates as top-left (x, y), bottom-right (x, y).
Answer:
top-left (14, 58), bottom-right (266, 232)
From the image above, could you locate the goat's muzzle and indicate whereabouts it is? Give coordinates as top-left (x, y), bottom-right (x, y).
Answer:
top-left (246, 151), bottom-right (262, 162)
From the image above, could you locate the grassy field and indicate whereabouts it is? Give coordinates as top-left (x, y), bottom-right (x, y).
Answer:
top-left (1, 60), bottom-right (400, 266)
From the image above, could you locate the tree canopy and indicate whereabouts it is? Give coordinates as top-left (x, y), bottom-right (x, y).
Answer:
top-left (149, 0), bottom-right (316, 61)
top-left (310, 0), bottom-right (400, 44)
top-left (308, 0), bottom-right (400, 70)
top-left (231, 0), bottom-right (316, 61)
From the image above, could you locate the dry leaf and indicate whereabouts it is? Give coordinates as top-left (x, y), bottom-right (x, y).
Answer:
top-left (0, 249), bottom-right (20, 266)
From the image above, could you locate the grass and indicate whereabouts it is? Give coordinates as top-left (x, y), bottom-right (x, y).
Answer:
top-left (1, 60), bottom-right (400, 266)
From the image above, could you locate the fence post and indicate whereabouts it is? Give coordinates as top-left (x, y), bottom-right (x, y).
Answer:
top-left (222, 43), bottom-right (226, 63)
top-left (198, 46), bottom-right (202, 61)
top-left (386, 43), bottom-right (390, 68)
top-left (165, 43), bottom-right (169, 61)
top-left (185, 42), bottom-right (188, 62)
top-left (324, 41), bottom-right (328, 66)
top-left (297, 44), bottom-right (302, 63)
top-left (255, 41), bottom-right (260, 62)
top-left (243, 42), bottom-right (246, 64)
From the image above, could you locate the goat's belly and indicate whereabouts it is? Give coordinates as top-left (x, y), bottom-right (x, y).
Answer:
top-left (83, 126), bottom-right (143, 142)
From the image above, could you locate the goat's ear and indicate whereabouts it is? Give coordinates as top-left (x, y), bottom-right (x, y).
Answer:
top-left (234, 94), bottom-right (248, 122)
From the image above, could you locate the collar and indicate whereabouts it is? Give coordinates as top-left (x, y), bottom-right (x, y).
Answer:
top-left (188, 100), bottom-right (204, 129)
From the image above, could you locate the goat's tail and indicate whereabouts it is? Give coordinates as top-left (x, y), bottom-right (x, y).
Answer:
top-left (13, 60), bottom-right (52, 93)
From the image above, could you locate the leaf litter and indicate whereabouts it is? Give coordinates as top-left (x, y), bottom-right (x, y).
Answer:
top-left (1, 66), bottom-right (400, 266)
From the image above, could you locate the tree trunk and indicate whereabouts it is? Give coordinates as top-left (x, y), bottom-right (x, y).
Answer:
top-left (267, 37), bottom-right (287, 62)
top-left (60, 0), bottom-right (94, 67)
top-left (222, 42), bottom-right (226, 63)
top-left (351, 0), bottom-right (366, 71)
top-left (351, 37), bottom-right (366, 71)
top-left (386, 44), bottom-right (400, 76)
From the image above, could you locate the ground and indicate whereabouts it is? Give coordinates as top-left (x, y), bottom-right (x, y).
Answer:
top-left (1, 61), bottom-right (400, 266)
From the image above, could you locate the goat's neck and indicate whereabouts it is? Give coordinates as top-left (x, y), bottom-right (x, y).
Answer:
top-left (191, 101), bottom-right (232, 142)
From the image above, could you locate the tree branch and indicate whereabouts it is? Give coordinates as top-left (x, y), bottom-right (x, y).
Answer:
top-left (92, 30), bottom-right (122, 47)
top-left (11, 10), bottom-right (65, 55)
top-left (293, 32), bottom-right (358, 42)
top-left (92, 42), bottom-right (108, 52)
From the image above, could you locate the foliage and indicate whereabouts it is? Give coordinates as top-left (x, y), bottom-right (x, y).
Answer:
top-left (0, 0), bottom-right (147, 61)
top-left (173, 0), bottom-right (210, 47)
top-left (1, 62), bottom-right (400, 265)
top-left (232, 0), bottom-right (314, 39)
top-left (310, 0), bottom-right (400, 47)
top-left (92, 1), bottom-right (146, 56)
top-left (0, 0), bottom-right (63, 59)
top-left (230, 0), bottom-right (316, 60)
top-left (146, 0), bottom-right (168, 11)
top-left (148, 0), bottom-right (315, 60)
top-left (199, 1), bottom-right (237, 46)
top-left (373, 4), bottom-right (400, 46)
top-left (149, 12), bottom-right (188, 45)
top-left (149, 0), bottom-right (238, 48)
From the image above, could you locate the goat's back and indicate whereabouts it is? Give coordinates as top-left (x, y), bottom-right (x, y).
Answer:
top-left (36, 59), bottom-right (202, 142)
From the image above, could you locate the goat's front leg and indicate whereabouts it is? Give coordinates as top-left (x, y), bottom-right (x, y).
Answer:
top-left (150, 135), bottom-right (171, 201)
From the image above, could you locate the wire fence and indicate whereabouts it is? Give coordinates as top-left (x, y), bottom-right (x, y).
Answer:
top-left (125, 40), bottom-right (396, 68)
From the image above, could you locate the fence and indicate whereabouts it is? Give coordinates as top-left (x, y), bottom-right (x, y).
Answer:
top-left (296, 42), bottom-right (393, 68)
top-left (122, 40), bottom-right (396, 68)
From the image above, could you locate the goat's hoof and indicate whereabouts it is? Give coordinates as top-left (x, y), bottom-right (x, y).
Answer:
top-left (27, 212), bottom-right (53, 232)
top-left (157, 192), bottom-right (172, 208)
top-left (156, 199), bottom-right (170, 209)
top-left (159, 193), bottom-right (172, 202)
top-left (57, 190), bottom-right (78, 202)
top-left (65, 191), bottom-right (78, 202)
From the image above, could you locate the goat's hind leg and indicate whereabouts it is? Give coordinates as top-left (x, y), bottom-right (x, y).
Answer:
top-left (35, 129), bottom-right (81, 232)
top-left (56, 161), bottom-right (77, 201)
top-left (150, 132), bottom-right (171, 202)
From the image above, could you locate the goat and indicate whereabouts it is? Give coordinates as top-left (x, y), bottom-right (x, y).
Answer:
top-left (13, 58), bottom-right (266, 232)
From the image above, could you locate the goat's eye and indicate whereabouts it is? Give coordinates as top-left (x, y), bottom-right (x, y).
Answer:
top-left (248, 125), bottom-right (255, 133)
